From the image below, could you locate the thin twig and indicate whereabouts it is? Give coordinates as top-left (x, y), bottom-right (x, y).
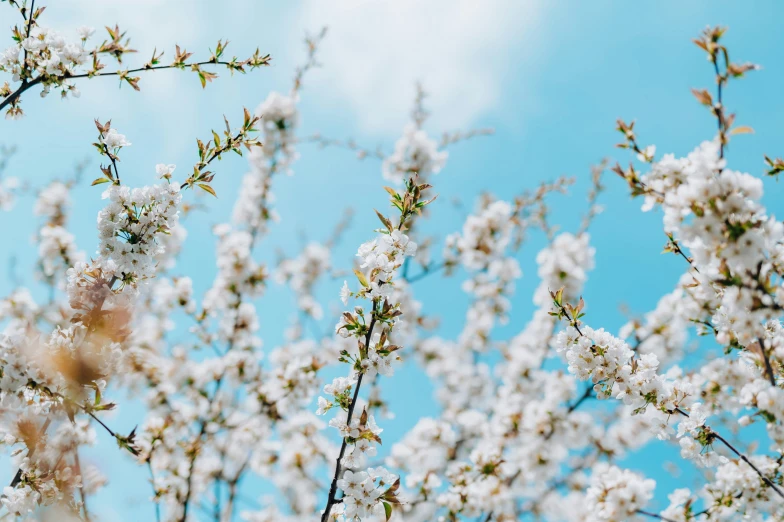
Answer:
top-left (711, 52), bottom-right (725, 159)
top-left (147, 459), bottom-right (161, 522)
top-left (179, 128), bottom-right (247, 190)
top-left (637, 510), bottom-right (678, 522)
top-left (74, 449), bottom-right (90, 522)
top-left (178, 423), bottom-right (207, 522)
top-left (405, 261), bottom-right (446, 283)
top-left (758, 337), bottom-right (777, 387)
top-left (568, 386), bottom-right (593, 414)
top-left (101, 141), bottom-right (121, 184)
top-left (1, 59), bottom-right (262, 113)
top-left (20, 0), bottom-right (35, 80)
top-left (712, 430), bottom-right (784, 499)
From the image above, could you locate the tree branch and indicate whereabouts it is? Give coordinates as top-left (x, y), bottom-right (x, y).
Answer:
top-left (321, 301), bottom-right (378, 522)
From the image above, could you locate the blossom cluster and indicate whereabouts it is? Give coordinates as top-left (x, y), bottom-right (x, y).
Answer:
top-left (0, 3), bottom-right (270, 119)
top-left (2, 15), bottom-right (784, 522)
top-left (319, 177), bottom-right (432, 521)
top-left (0, 25), bottom-right (89, 108)
top-left (382, 124), bottom-right (447, 184)
top-left (0, 123), bottom-right (187, 517)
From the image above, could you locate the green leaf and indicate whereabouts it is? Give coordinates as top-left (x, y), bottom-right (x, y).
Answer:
top-left (383, 502), bottom-right (392, 521)
top-left (91, 177), bottom-right (111, 186)
top-left (353, 268), bottom-right (369, 288)
top-left (375, 209), bottom-right (393, 232)
top-left (731, 125), bottom-right (754, 136)
top-left (197, 183), bottom-right (217, 197)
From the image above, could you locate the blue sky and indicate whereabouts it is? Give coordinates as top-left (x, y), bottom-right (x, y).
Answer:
top-left (1, 1), bottom-right (783, 519)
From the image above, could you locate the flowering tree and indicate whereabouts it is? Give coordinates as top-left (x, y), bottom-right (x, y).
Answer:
top-left (0, 2), bottom-right (783, 521)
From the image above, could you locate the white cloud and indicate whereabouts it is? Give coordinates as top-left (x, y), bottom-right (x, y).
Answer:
top-left (18, 1), bottom-right (542, 147)
top-left (294, 0), bottom-right (542, 135)
top-left (44, 0), bottom-right (209, 101)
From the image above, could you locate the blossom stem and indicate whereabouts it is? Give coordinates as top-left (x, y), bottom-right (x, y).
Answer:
top-left (666, 234), bottom-right (698, 273)
top-left (179, 128), bottom-right (247, 190)
top-left (101, 142), bottom-right (121, 184)
top-left (20, 0), bottom-right (35, 80)
top-left (554, 301), bottom-right (584, 337)
top-left (321, 372), bottom-right (364, 521)
top-left (321, 302), bottom-right (378, 521)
